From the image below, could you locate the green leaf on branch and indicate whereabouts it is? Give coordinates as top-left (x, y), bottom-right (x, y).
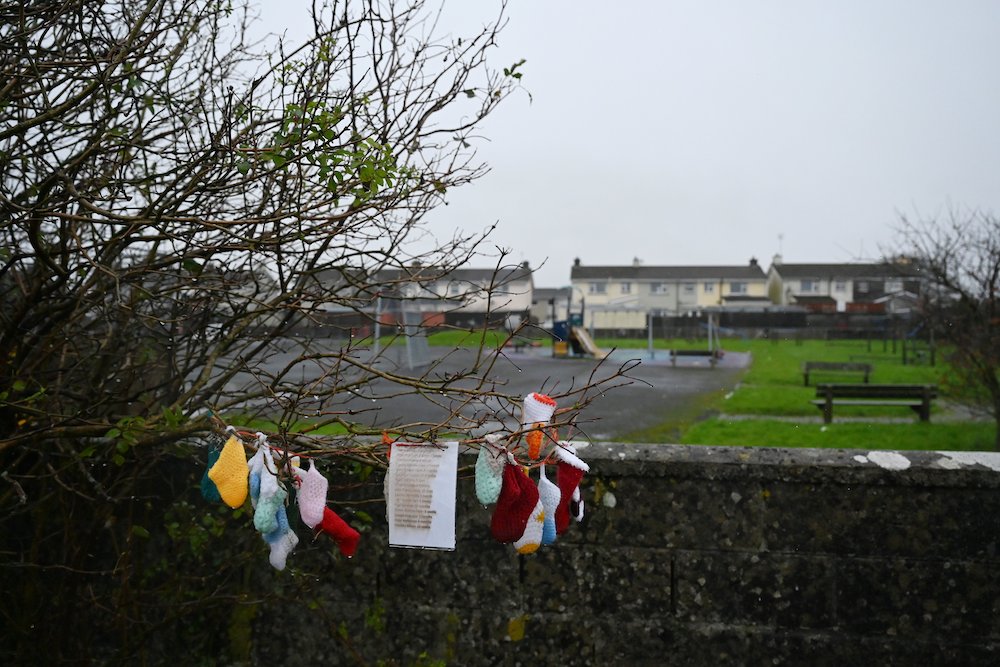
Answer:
top-left (161, 407), bottom-right (184, 428)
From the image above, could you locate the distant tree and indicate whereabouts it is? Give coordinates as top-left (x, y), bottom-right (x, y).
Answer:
top-left (894, 209), bottom-right (1000, 449)
top-left (0, 0), bottom-right (627, 661)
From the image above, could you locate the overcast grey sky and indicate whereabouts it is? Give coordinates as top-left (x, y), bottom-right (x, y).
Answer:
top-left (258, 1), bottom-right (1000, 287)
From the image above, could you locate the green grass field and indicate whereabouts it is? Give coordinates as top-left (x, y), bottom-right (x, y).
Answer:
top-left (616, 336), bottom-right (995, 451)
top-left (680, 419), bottom-right (996, 451)
top-left (353, 329), bottom-right (995, 450)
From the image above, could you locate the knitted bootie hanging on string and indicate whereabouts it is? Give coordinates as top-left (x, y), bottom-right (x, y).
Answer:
top-left (254, 445), bottom-right (286, 535)
top-left (247, 444), bottom-right (266, 508)
top-left (294, 460), bottom-right (328, 529)
top-left (263, 503), bottom-right (299, 571)
top-left (490, 457), bottom-right (540, 544)
top-left (553, 444), bottom-right (589, 535)
top-left (207, 433), bottom-right (249, 509)
top-left (475, 433), bottom-right (506, 506)
top-left (522, 393), bottom-right (557, 460)
top-left (319, 507), bottom-right (360, 558)
top-left (513, 485), bottom-right (545, 555)
top-left (200, 441), bottom-right (222, 503)
top-left (537, 464), bottom-right (560, 546)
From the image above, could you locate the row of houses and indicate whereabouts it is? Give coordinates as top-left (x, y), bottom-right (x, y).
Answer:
top-left (328, 255), bottom-right (927, 333)
top-left (562, 255), bottom-right (926, 331)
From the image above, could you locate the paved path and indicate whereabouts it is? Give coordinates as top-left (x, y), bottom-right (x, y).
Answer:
top-left (332, 347), bottom-right (752, 441)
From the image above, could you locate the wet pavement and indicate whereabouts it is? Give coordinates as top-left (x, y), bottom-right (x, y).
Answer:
top-left (259, 345), bottom-right (753, 441)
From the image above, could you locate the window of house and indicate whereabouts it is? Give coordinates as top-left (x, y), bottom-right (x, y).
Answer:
top-left (885, 279), bottom-right (903, 293)
top-left (588, 282), bottom-right (607, 295)
top-left (703, 282), bottom-right (715, 293)
top-left (834, 281), bottom-right (846, 292)
top-left (857, 281), bottom-right (869, 293)
top-left (620, 281), bottom-right (631, 294)
top-left (682, 283), bottom-right (695, 294)
top-left (800, 279), bottom-right (819, 293)
top-left (650, 282), bottom-right (670, 295)
top-left (729, 281), bottom-right (747, 294)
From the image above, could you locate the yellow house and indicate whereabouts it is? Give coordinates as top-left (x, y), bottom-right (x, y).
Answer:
top-left (569, 258), bottom-right (770, 330)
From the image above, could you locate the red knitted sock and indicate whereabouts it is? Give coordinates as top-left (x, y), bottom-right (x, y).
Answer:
top-left (554, 445), bottom-right (588, 535)
top-left (319, 506), bottom-right (360, 558)
top-left (490, 462), bottom-right (539, 544)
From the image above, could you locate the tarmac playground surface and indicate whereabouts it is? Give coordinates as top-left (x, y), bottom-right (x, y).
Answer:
top-left (333, 345), bottom-right (752, 442)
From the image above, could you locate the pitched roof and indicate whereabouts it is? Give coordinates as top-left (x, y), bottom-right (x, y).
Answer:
top-left (571, 264), bottom-right (766, 281)
top-left (769, 262), bottom-right (923, 279)
top-left (533, 286), bottom-right (571, 301)
top-left (307, 263), bottom-right (533, 293)
top-left (380, 263), bottom-right (533, 284)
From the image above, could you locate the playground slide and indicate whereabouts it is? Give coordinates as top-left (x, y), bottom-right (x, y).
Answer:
top-left (571, 326), bottom-right (608, 359)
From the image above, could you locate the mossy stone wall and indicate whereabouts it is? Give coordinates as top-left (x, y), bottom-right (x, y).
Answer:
top-left (254, 444), bottom-right (1000, 666)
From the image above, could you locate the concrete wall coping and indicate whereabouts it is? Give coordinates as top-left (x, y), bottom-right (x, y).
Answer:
top-left (539, 442), bottom-right (1000, 488)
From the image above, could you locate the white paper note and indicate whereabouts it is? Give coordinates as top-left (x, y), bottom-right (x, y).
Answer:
top-left (386, 441), bottom-right (458, 550)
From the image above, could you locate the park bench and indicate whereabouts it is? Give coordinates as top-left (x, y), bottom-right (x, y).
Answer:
top-left (505, 339), bottom-right (542, 353)
top-left (669, 349), bottom-right (722, 368)
top-left (802, 361), bottom-right (872, 386)
top-left (811, 383), bottom-right (938, 424)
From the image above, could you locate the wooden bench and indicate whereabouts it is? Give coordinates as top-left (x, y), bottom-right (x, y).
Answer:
top-left (669, 349), bottom-right (722, 368)
top-left (802, 361), bottom-right (873, 386)
top-left (505, 339), bottom-right (542, 353)
top-left (811, 383), bottom-right (938, 424)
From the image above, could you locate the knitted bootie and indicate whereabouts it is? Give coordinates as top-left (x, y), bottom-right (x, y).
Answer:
top-left (200, 443), bottom-right (222, 503)
top-left (263, 504), bottom-right (298, 571)
top-left (320, 506), bottom-right (360, 558)
top-left (513, 491), bottom-right (545, 555)
top-left (254, 485), bottom-right (288, 535)
top-left (537, 465), bottom-right (560, 546)
top-left (294, 461), bottom-right (328, 529)
top-left (207, 435), bottom-right (249, 509)
top-left (522, 393), bottom-right (557, 459)
top-left (475, 434), bottom-right (506, 506)
top-left (553, 444), bottom-right (589, 535)
top-left (253, 447), bottom-right (284, 534)
top-left (268, 528), bottom-right (299, 571)
top-left (247, 446), bottom-right (265, 508)
top-left (490, 460), bottom-right (540, 544)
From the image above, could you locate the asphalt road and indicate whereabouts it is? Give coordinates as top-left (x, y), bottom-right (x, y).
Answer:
top-left (245, 344), bottom-right (751, 442)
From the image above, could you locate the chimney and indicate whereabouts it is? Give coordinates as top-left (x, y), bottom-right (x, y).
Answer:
top-left (772, 253), bottom-right (783, 266)
top-left (749, 257), bottom-right (758, 267)
top-left (522, 260), bottom-right (530, 269)
top-left (573, 257), bottom-right (581, 267)
top-left (632, 257), bottom-right (643, 267)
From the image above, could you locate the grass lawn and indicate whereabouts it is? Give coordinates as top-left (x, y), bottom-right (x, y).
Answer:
top-left (614, 336), bottom-right (996, 451)
top-left (427, 329), bottom-right (517, 349)
top-left (681, 419), bottom-right (997, 451)
top-left (260, 330), bottom-right (994, 451)
top-left (225, 416), bottom-right (350, 436)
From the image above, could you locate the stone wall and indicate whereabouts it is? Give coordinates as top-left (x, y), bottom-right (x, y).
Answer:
top-left (256, 444), bottom-right (1000, 666)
